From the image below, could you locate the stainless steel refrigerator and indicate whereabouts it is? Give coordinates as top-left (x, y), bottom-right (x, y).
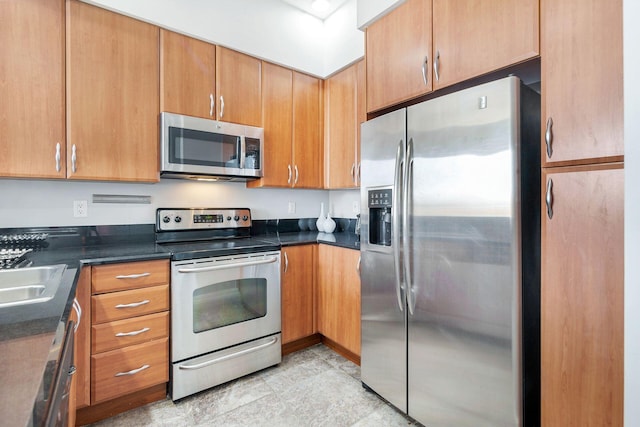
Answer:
top-left (360, 76), bottom-right (540, 426)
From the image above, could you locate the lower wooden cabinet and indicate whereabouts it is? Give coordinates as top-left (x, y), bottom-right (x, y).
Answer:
top-left (316, 245), bottom-right (361, 357)
top-left (281, 245), bottom-right (316, 344)
top-left (541, 164), bottom-right (624, 426)
top-left (75, 259), bottom-right (170, 423)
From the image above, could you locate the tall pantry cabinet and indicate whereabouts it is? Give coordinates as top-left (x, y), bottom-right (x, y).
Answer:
top-left (540, 0), bottom-right (624, 425)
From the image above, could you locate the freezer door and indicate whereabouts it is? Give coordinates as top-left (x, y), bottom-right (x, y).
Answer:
top-left (360, 108), bottom-right (408, 413)
top-left (406, 77), bottom-right (522, 426)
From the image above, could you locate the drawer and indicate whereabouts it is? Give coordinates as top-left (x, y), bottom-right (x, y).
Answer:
top-left (92, 260), bottom-right (169, 294)
top-left (92, 285), bottom-right (169, 324)
top-left (92, 311), bottom-right (169, 354)
top-left (91, 338), bottom-right (168, 404)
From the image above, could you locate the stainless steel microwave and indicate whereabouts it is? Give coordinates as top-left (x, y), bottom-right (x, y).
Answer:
top-left (160, 112), bottom-right (264, 181)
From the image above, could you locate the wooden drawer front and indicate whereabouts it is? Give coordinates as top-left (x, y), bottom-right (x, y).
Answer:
top-left (92, 285), bottom-right (169, 324)
top-left (92, 260), bottom-right (169, 294)
top-left (91, 338), bottom-right (168, 404)
top-left (92, 312), bottom-right (169, 354)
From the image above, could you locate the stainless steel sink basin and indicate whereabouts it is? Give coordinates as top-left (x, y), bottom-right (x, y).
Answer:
top-left (0, 265), bottom-right (66, 308)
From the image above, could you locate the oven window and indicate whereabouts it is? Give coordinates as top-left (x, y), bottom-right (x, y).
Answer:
top-left (169, 127), bottom-right (241, 168)
top-left (192, 278), bottom-right (267, 333)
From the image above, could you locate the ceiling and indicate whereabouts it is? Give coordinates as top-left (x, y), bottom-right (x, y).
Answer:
top-left (281, 0), bottom-right (350, 20)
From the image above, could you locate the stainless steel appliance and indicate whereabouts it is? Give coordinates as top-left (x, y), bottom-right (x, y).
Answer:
top-left (160, 112), bottom-right (264, 181)
top-left (155, 208), bottom-right (281, 400)
top-left (360, 76), bottom-right (540, 426)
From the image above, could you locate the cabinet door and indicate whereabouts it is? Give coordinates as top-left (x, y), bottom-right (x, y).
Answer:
top-left (432, 0), bottom-right (539, 90)
top-left (541, 0), bottom-right (623, 165)
top-left (292, 72), bottom-right (323, 188)
top-left (75, 267), bottom-right (91, 409)
top-left (160, 29), bottom-right (216, 119)
top-left (0, 0), bottom-right (65, 179)
top-left (325, 63), bottom-right (358, 189)
top-left (216, 47), bottom-right (262, 127)
top-left (541, 165), bottom-right (623, 426)
top-left (355, 60), bottom-right (366, 186)
top-left (281, 245), bottom-right (316, 344)
top-left (366, 0), bottom-right (432, 113)
top-left (317, 245), bottom-right (361, 356)
top-left (66, 1), bottom-right (159, 182)
top-left (257, 62), bottom-right (292, 187)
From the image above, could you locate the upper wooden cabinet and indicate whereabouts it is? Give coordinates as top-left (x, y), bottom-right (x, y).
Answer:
top-left (248, 63), bottom-right (322, 188)
top-left (366, 0), bottom-right (432, 113)
top-left (432, 0), bottom-right (538, 90)
top-left (541, 0), bottom-right (623, 166)
top-left (366, 0), bottom-right (539, 112)
top-left (66, 0), bottom-right (159, 182)
top-left (541, 165), bottom-right (623, 426)
top-left (0, 0), bottom-right (66, 179)
top-left (325, 60), bottom-right (364, 189)
top-left (160, 29), bottom-right (216, 119)
top-left (215, 47), bottom-right (262, 127)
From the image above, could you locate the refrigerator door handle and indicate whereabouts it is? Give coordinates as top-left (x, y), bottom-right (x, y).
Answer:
top-left (393, 139), bottom-right (405, 312)
top-left (403, 138), bottom-right (416, 316)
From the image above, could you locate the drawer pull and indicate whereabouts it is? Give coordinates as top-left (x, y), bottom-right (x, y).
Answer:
top-left (115, 327), bottom-right (150, 337)
top-left (115, 299), bottom-right (149, 309)
top-left (114, 364), bottom-right (150, 377)
top-left (115, 272), bottom-right (151, 280)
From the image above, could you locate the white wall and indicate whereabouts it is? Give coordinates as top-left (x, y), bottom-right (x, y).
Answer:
top-left (624, 0), bottom-right (640, 424)
top-left (357, 0), bottom-right (405, 29)
top-left (0, 179), bottom-right (329, 227)
top-left (82, 0), bottom-right (364, 78)
top-left (329, 189), bottom-right (360, 219)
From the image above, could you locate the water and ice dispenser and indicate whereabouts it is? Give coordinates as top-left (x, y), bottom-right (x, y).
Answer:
top-left (367, 187), bottom-right (392, 246)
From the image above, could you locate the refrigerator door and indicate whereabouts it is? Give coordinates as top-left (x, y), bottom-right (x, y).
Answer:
top-left (406, 77), bottom-right (522, 426)
top-left (360, 108), bottom-right (408, 413)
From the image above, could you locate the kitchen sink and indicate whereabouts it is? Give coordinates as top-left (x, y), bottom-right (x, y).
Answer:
top-left (0, 265), bottom-right (66, 308)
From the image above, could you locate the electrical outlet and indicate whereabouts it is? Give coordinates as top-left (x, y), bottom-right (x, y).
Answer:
top-left (73, 200), bottom-right (88, 218)
top-left (288, 201), bottom-right (296, 214)
top-left (352, 201), bottom-right (359, 213)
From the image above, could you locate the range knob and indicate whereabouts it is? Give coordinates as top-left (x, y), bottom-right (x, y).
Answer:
top-left (227, 216), bottom-right (232, 221)
top-left (174, 216), bottom-right (182, 223)
top-left (234, 215), bottom-right (240, 221)
top-left (162, 216), bottom-right (171, 223)
top-left (242, 215), bottom-right (249, 221)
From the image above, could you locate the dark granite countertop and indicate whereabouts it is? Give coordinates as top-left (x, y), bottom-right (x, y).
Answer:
top-left (0, 220), bottom-right (359, 426)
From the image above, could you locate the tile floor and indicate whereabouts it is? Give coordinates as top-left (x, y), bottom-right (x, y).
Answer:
top-left (90, 344), bottom-right (416, 427)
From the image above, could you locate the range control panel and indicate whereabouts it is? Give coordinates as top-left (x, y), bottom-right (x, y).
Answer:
top-left (156, 208), bottom-right (251, 231)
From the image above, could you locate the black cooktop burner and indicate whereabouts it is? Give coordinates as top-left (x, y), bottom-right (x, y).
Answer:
top-left (158, 237), bottom-right (280, 261)
top-left (155, 208), bottom-right (281, 260)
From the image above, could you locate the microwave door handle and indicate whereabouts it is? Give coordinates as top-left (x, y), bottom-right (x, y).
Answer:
top-left (239, 136), bottom-right (246, 169)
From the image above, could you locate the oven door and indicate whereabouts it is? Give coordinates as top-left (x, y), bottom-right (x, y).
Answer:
top-left (171, 251), bottom-right (281, 363)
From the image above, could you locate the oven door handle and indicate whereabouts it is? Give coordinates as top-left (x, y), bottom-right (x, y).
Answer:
top-left (177, 256), bottom-right (278, 273)
top-left (178, 336), bottom-right (279, 370)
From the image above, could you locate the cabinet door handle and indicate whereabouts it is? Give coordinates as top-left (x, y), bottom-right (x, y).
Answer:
top-left (421, 55), bottom-right (429, 86)
top-left (350, 163), bottom-right (356, 183)
top-left (71, 144), bottom-right (77, 173)
top-left (356, 161), bottom-right (361, 186)
top-left (209, 93), bottom-right (215, 117)
top-left (283, 251), bottom-right (289, 273)
top-left (115, 364), bottom-right (150, 377)
top-left (55, 143), bottom-right (61, 172)
top-left (115, 327), bottom-right (150, 337)
top-left (356, 255), bottom-right (361, 276)
top-left (545, 117), bottom-right (554, 158)
top-left (545, 178), bottom-right (554, 219)
top-left (115, 299), bottom-right (150, 309)
top-left (287, 164), bottom-right (292, 184)
top-left (433, 50), bottom-right (440, 82)
top-left (115, 272), bottom-right (151, 280)
top-left (72, 298), bottom-right (82, 333)
top-left (294, 165), bottom-right (299, 185)
top-left (219, 95), bottom-right (225, 118)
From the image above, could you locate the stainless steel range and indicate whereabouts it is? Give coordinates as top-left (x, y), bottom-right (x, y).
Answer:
top-left (155, 208), bottom-right (282, 400)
